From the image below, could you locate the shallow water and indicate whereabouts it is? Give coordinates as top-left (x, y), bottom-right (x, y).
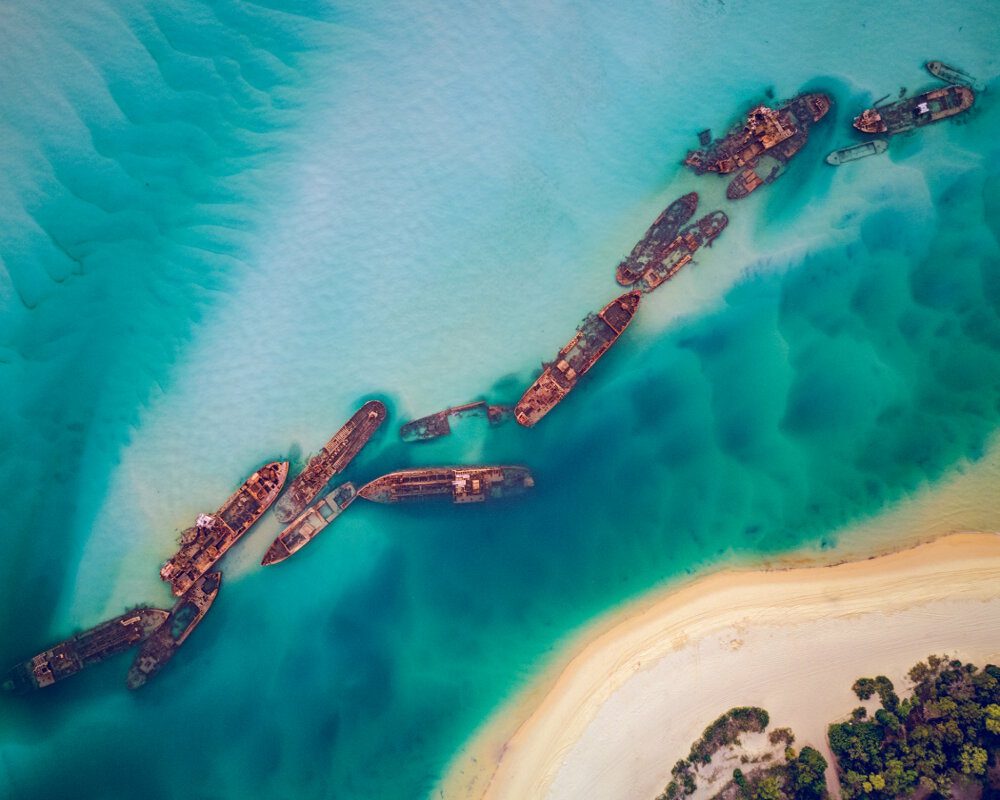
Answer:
top-left (1, 1), bottom-right (999, 798)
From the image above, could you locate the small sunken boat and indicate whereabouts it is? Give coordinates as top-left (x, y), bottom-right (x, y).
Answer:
top-left (926, 60), bottom-right (974, 87)
top-left (399, 400), bottom-right (512, 443)
top-left (825, 139), bottom-right (888, 165)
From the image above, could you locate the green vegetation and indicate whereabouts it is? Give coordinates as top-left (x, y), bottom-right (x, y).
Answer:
top-left (829, 656), bottom-right (1000, 800)
top-left (690, 708), bottom-right (771, 764)
top-left (851, 676), bottom-right (898, 711)
top-left (769, 728), bottom-right (795, 747)
top-left (657, 708), bottom-right (829, 800)
top-left (704, 744), bottom-right (828, 800)
top-left (660, 708), bottom-right (771, 800)
top-left (655, 657), bottom-right (1000, 800)
top-left (791, 746), bottom-right (828, 800)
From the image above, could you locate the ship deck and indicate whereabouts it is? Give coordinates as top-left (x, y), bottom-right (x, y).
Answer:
top-left (277, 401), bottom-right (386, 521)
top-left (128, 574), bottom-right (220, 689)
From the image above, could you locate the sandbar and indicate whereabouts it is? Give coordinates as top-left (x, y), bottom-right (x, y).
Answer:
top-left (437, 531), bottom-right (1000, 800)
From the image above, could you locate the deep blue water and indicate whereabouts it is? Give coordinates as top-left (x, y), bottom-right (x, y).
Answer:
top-left (1, 2), bottom-right (999, 798)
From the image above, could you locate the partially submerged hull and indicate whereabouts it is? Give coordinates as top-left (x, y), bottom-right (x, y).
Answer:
top-left (127, 572), bottom-right (220, 689)
top-left (358, 466), bottom-right (534, 504)
top-left (399, 400), bottom-right (512, 443)
top-left (727, 158), bottom-right (785, 200)
top-left (616, 192), bottom-right (698, 286)
top-left (3, 608), bottom-right (169, 693)
top-left (515, 291), bottom-right (640, 427)
top-left (160, 461), bottom-right (288, 596)
top-left (275, 400), bottom-right (387, 522)
top-left (631, 211), bottom-right (729, 292)
top-left (853, 85), bottom-right (974, 135)
top-left (926, 61), bottom-right (974, 87)
top-left (825, 139), bottom-right (888, 165)
top-left (261, 483), bottom-right (357, 565)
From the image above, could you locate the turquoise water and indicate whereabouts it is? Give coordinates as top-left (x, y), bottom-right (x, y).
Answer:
top-left (2, 1), bottom-right (1000, 798)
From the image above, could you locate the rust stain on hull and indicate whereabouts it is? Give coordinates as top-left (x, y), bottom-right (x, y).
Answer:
top-left (262, 482), bottom-right (357, 566)
top-left (127, 572), bottom-right (221, 689)
top-left (159, 461), bottom-right (288, 596)
top-left (358, 466), bottom-right (534, 504)
top-left (515, 291), bottom-right (640, 427)
top-left (275, 400), bottom-right (386, 523)
top-left (685, 92), bottom-right (831, 198)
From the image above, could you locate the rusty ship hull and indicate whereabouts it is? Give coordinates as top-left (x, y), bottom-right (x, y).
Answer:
top-left (399, 400), bottom-right (512, 443)
top-left (684, 93), bottom-right (830, 176)
top-left (727, 158), bottom-right (786, 200)
top-left (515, 291), bottom-right (641, 427)
top-left (358, 466), bottom-right (534, 504)
top-left (853, 85), bottom-right (974, 136)
top-left (616, 192), bottom-right (699, 286)
top-left (127, 572), bottom-right (220, 689)
top-left (261, 482), bottom-right (358, 566)
top-left (275, 400), bottom-right (387, 523)
top-left (2, 608), bottom-right (169, 693)
top-left (633, 211), bottom-right (728, 292)
top-left (160, 460), bottom-right (288, 596)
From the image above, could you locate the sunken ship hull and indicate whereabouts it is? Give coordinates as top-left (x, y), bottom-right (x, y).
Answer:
top-left (160, 461), bottom-right (288, 596)
top-left (275, 400), bottom-right (387, 523)
top-left (825, 139), bottom-right (888, 165)
top-left (727, 159), bottom-right (786, 200)
top-left (515, 291), bottom-right (641, 427)
top-left (3, 608), bottom-right (169, 693)
top-left (358, 466), bottom-right (534, 504)
top-left (853, 85), bottom-right (974, 136)
top-left (127, 572), bottom-right (220, 689)
top-left (399, 401), bottom-right (512, 443)
top-left (616, 192), bottom-right (699, 286)
top-left (926, 61), bottom-right (974, 86)
top-left (261, 482), bottom-right (358, 566)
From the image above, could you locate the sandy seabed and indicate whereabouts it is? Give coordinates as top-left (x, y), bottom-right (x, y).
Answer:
top-left (438, 527), bottom-right (1000, 800)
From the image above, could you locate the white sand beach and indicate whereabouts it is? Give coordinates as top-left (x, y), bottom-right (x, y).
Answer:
top-left (438, 531), bottom-right (1000, 800)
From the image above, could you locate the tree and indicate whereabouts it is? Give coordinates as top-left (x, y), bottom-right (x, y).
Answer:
top-left (754, 776), bottom-right (780, 800)
top-left (794, 746), bottom-right (829, 800)
top-left (874, 676), bottom-right (899, 711)
top-left (853, 678), bottom-right (876, 700)
top-left (985, 703), bottom-right (1000, 735)
top-left (909, 660), bottom-right (931, 685)
top-left (874, 709), bottom-right (901, 734)
top-left (959, 744), bottom-right (988, 776)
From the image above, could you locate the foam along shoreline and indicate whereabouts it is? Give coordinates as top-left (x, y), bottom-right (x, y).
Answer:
top-left (437, 532), bottom-right (1000, 800)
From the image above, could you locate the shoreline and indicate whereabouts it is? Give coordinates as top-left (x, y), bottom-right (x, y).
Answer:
top-left (436, 531), bottom-right (1000, 800)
